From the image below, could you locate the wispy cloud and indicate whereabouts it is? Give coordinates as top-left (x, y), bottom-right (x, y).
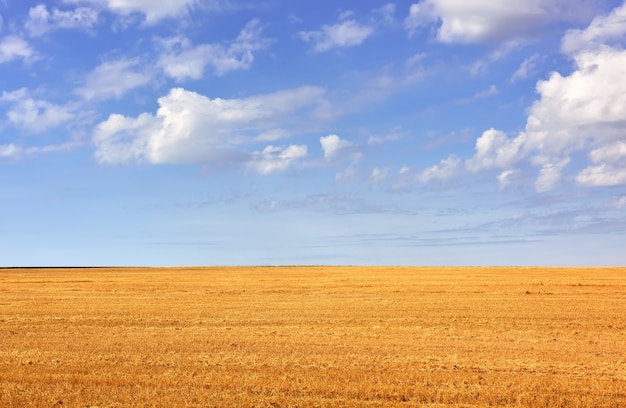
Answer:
top-left (299, 19), bottom-right (374, 52)
top-left (64, 0), bottom-right (202, 25)
top-left (75, 58), bottom-right (153, 101)
top-left (455, 85), bottom-right (499, 104)
top-left (157, 19), bottom-right (269, 80)
top-left (0, 35), bottom-right (34, 63)
top-left (511, 54), bottom-right (540, 82)
top-left (25, 4), bottom-right (98, 37)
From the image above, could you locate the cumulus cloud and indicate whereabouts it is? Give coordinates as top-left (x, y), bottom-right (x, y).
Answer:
top-left (404, 0), bottom-right (596, 43)
top-left (25, 4), bottom-right (98, 36)
top-left (576, 141), bottom-right (626, 186)
top-left (561, 2), bottom-right (626, 55)
top-left (157, 19), bottom-right (268, 80)
top-left (64, 0), bottom-right (200, 25)
top-left (418, 154), bottom-right (462, 183)
top-left (534, 158), bottom-right (570, 192)
top-left (1, 88), bottom-right (74, 133)
top-left (319, 134), bottom-right (364, 183)
top-left (497, 169), bottom-right (520, 190)
top-left (429, 2), bottom-right (626, 192)
top-left (0, 35), bottom-right (34, 63)
top-left (247, 144), bottom-right (307, 174)
top-left (465, 128), bottom-right (524, 172)
top-left (93, 86), bottom-right (326, 167)
top-left (524, 47), bottom-right (626, 159)
top-left (575, 163), bottom-right (626, 187)
top-left (463, 44), bottom-right (626, 191)
top-left (412, 17), bottom-right (626, 192)
top-left (75, 58), bottom-right (152, 100)
top-left (299, 19), bottom-right (374, 52)
top-left (320, 134), bottom-right (352, 160)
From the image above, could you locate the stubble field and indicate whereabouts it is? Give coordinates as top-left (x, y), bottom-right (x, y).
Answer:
top-left (0, 266), bottom-right (625, 407)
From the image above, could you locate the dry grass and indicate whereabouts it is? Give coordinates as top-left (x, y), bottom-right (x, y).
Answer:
top-left (1, 266), bottom-right (625, 407)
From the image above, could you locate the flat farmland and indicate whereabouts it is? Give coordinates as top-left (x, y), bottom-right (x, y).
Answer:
top-left (1, 267), bottom-right (625, 407)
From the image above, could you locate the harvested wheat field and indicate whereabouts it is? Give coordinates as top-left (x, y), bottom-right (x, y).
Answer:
top-left (0, 266), bottom-right (625, 407)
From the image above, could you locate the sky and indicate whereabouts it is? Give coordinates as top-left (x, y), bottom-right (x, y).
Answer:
top-left (1, 0), bottom-right (626, 266)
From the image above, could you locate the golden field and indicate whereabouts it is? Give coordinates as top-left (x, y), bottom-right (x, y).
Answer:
top-left (0, 266), bottom-right (625, 407)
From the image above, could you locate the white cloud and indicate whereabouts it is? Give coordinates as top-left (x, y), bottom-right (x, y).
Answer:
top-left (418, 154), bottom-right (461, 183)
top-left (497, 169), bottom-right (520, 190)
top-left (75, 58), bottom-right (152, 100)
top-left (475, 84), bottom-right (499, 98)
top-left (247, 144), bottom-right (307, 174)
top-left (0, 88), bottom-right (28, 103)
top-left (466, 128), bottom-right (524, 172)
top-left (460, 3), bottom-right (626, 191)
top-left (457, 84), bottom-right (499, 103)
top-left (611, 196), bottom-right (626, 208)
top-left (7, 99), bottom-right (73, 133)
top-left (405, 0), bottom-right (596, 43)
top-left (319, 134), bottom-right (364, 182)
top-left (157, 19), bottom-right (268, 80)
top-left (576, 141), bottom-right (626, 187)
top-left (335, 162), bottom-right (360, 183)
top-left (589, 140), bottom-right (626, 163)
top-left (561, 2), bottom-right (626, 55)
top-left (25, 4), bottom-right (98, 37)
top-left (93, 86), bottom-right (326, 166)
top-left (576, 163), bottom-right (626, 187)
top-left (376, 3), bottom-right (396, 25)
top-left (368, 167), bottom-right (389, 184)
top-left (535, 158), bottom-right (570, 192)
top-left (524, 47), bottom-right (626, 158)
top-left (256, 129), bottom-right (290, 142)
top-left (299, 19), bottom-right (374, 52)
top-left (0, 144), bottom-right (19, 158)
top-left (320, 134), bottom-right (352, 160)
top-left (511, 54), bottom-right (539, 82)
top-left (404, 1), bottom-right (438, 37)
top-left (463, 45), bottom-right (626, 191)
top-left (64, 0), bottom-right (200, 25)
top-left (0, 35), bottom-right (34, 63)
top-left (391, 166), bottom-right (413, 191)
top-left (0, 142), bottom-right (79, 159)
top-left (405, 52), bottom-right (431, 82)
top-left (1, 88), bottom-right (74, 133)
top-left (468, 39), bottom-right (524, 76)
top-left (93, 112), bottom-right (155, 164)
top-left (368, 127), bottom-right (405, 144)
top-left (406, 52), bottom-right (426, 67)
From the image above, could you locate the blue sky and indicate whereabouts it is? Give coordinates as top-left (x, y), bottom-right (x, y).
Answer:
top-left (1, 0), bottom-right (626, 266)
